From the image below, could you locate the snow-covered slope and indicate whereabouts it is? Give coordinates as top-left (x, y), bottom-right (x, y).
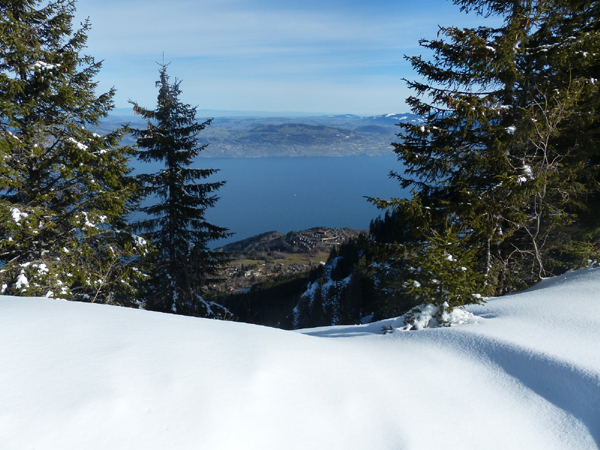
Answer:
top-left (1, 268), bottom-right (599, 449)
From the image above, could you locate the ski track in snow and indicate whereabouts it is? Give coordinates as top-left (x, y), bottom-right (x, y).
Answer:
top-left (0, 267), bottom-right (599, 449)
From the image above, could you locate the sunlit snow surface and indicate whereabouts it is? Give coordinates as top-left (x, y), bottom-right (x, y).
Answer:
top-left (1, 267), bottom-right (599, 449)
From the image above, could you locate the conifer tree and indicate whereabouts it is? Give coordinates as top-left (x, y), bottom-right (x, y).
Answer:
top-left (130, 65), bottom-right (231, 317)
top-left (371, 0), bottom-right (600, 300)
top-left (0, 0), bottom-right (148, 303)
top-left (524, 0), bottom-right (600, 269)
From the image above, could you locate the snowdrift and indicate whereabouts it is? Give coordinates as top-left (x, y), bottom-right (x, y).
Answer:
top-left (1, 267), bottom-right (599, 449)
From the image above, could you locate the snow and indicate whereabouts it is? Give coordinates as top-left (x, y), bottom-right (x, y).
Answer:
top-left (10, 207), bottom-right (28, 223)
top-left (67, 137), bottom-right (88, 151)
top-left (14, 273), bottom-right (28, 290)
top-left (133, 235), bottom-right (147, 247)
top-left (6, 131), bottom-right (20, 141)
top-left (1, 267), bottom-right (600, 449)
top-left (300, 257), bottom-right (352, 306)
top-left (79, 212), bottom-right (96, 228)
top-left (392, 302), bottom-right (480, 331)
top-left (518, 164), bottom-right (535, 184)
top-left (28, 61), bottom-right (60, 71)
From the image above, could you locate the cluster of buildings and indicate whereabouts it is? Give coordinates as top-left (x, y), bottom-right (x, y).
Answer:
top-left (218, 261), bottom-right (317, 293)
top-left (286, 228), bottom-right (352, 253)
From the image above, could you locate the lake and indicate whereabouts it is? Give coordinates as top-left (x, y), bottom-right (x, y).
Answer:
top-left (131, 155), bottom-right (409, 248)
top-left (198, 155), bottom-right (408, 248)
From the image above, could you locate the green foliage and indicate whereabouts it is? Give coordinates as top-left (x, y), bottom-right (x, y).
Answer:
top-left (369, 0), bottom-right (600, 304)
top-left (329, 237), bottom-right (362, 281)
top-left (402, 227), bottom-right (484, 308)
top-left (130, 65), bottom-right (231, 317)
top-left (0, 0), bottom-right (148, 304)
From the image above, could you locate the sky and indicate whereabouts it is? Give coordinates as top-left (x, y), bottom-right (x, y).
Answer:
top-left (74, 0), bottom-right (497, 116)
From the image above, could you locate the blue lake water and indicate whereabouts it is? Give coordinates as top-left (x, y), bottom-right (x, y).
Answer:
top-left (201, 155), bottom-right (408, 248)
top-left (131, 155), bottom-right (409, 248)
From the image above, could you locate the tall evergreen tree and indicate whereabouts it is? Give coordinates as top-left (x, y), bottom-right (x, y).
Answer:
top-left (370, 0), bottom-right (600, 301)
top-left (131, 65), bottom-right (231, 317)
top-left (0, 0), bottom-right (148, 303)
top-left (525, 0), bottom-right (600, 269)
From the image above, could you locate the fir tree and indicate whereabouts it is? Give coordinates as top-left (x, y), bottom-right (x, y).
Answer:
top-left (130, 65), bottom-right (231, 317)
top-left (402, 227), bottom-right (484, 308)
top-left (525, 0), bottom-right (600, 270)
top-left (370, 0), bottom-right (600, 299)
top-left (0, 0), bottom-right (148, 303)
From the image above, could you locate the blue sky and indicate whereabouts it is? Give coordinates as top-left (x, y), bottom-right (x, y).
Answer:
top-left (74, 0), bottom-right (494, 115)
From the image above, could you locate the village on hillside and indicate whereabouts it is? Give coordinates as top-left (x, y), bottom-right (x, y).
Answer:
top-left (285, 227), bottom-right (356, 252)
top-left (211, 227), bottom-right (365, 293)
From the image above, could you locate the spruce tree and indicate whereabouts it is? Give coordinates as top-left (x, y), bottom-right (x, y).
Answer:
top-left (0, 0), bottom-right (148, 303)
top-left (525, 0), bottom-right (600, 270)
top-left (370, 0), bottom-right (600, 300)
top-left (130, 65), bottom-right (231, 317)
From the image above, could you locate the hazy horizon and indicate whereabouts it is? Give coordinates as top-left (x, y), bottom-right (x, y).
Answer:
top-left (108, 107), bottom-right (413, 118)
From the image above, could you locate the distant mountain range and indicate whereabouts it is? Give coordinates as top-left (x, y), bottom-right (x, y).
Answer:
top-left (97, 112), bottom-right (422, 157)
